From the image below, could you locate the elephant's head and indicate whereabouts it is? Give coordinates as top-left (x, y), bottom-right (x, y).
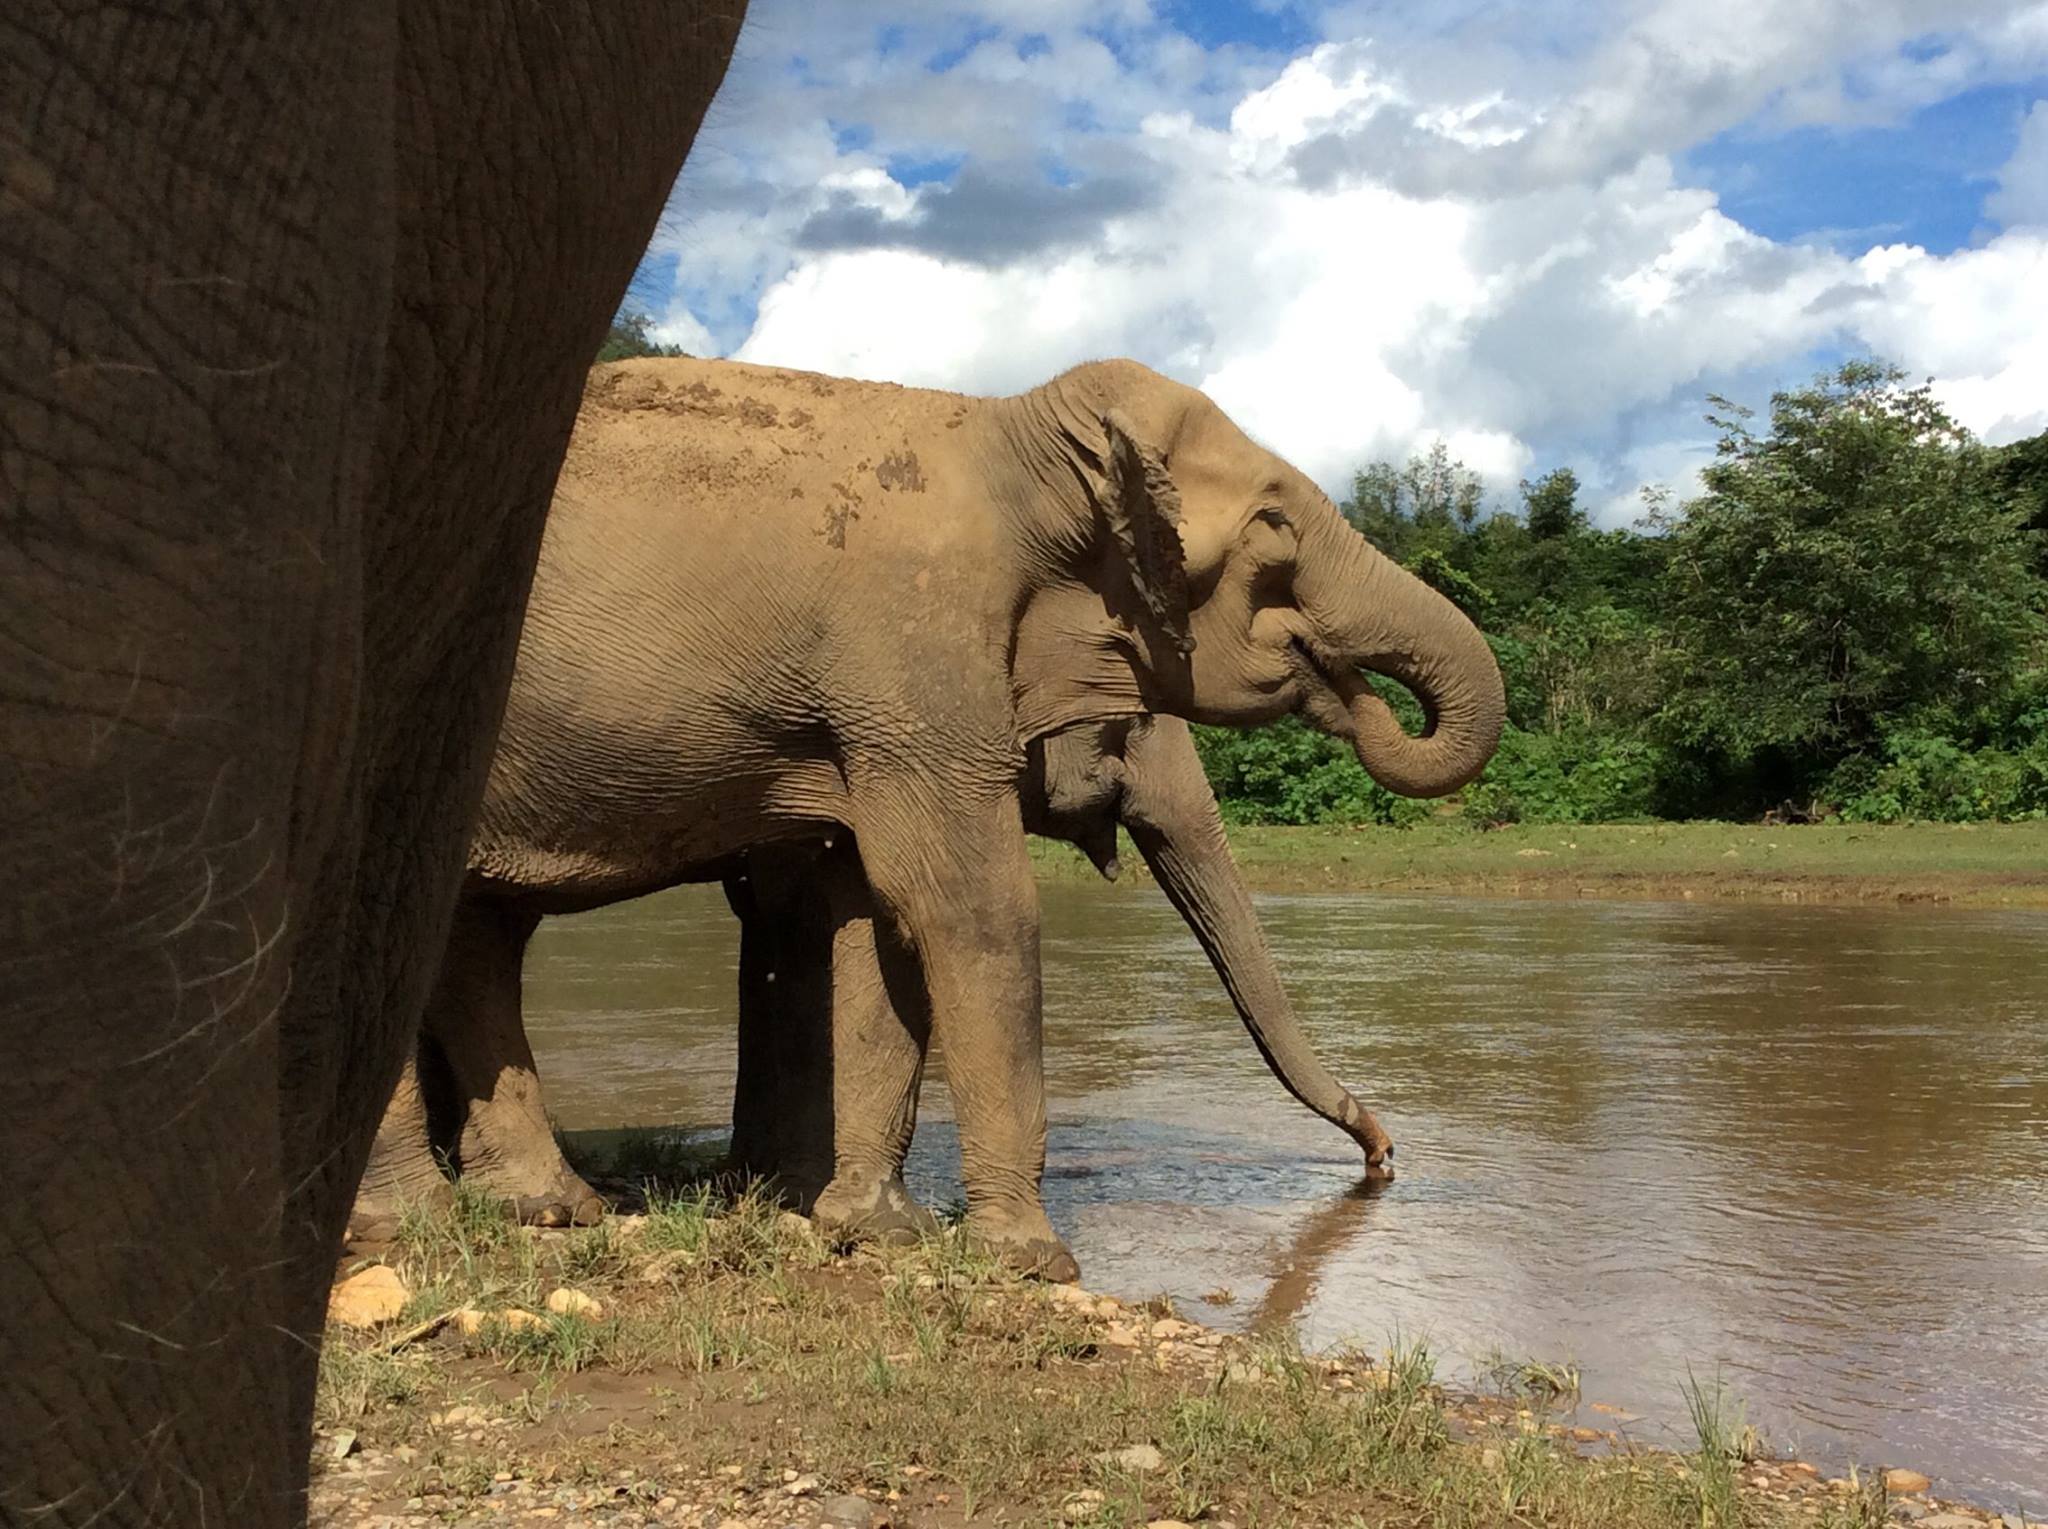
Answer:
top-left (1026, 360), bottom-right (1504, 797)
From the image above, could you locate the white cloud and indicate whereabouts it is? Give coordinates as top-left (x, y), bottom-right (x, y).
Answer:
top-left (1987, 99), bottom-right (2048, 227)
top-left (664, 4), bottom-right (2048, 519)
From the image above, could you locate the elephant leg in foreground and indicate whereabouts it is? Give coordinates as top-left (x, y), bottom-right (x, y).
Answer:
top-left (0, 8), bottom-right (744, 1523)
top-left (356, 901), bottom-right (603, 1230)
top-left (728, 842), bottom-right (934, 1242)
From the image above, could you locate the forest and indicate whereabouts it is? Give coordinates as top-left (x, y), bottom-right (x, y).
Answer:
top-left (600, 323), bottom-right (2048, 827)
top-left (1200, 361), bottom-right (2048, 826)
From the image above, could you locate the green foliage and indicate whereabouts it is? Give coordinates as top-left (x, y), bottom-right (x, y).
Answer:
top-left (595, 310), bottom-right (689, 362)
top-left (1459, 725), bottom-right (1668, 826)
top-left (1202, 364), bottom-right (2048, 827)
top-left (1193, 718), bottom-right (1433, 827)
top-left (1655, 361), bottom-right (2043, 765)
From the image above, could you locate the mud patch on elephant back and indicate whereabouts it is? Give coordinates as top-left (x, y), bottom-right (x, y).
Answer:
top-left (819, 485), bottom-right (863, 549)
top-left (876, 450), bottom-right (927, 493)
top-left (737, 396), bottom-right (780, 429)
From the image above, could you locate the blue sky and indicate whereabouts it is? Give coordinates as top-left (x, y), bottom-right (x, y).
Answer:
top-left (637, 1), bottom-right (2048, 521)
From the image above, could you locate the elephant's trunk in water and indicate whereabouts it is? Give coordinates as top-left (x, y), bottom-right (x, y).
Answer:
top-left (1296, 507), bottom-right (1506, 798)
top-left (1119, 735), bottom-right (1393, 1170)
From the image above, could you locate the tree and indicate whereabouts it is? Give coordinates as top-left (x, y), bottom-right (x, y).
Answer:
top-left (1655, 361), bottom-right (2046, 783)
top-left (1522, 467), bottom-right (1584, 540)
top-left (1341, 440), bottom-right (1485, 559)
top-left (595, 311), bottom-right (688, 362)
top-left (1991, 427), bottom-right (2048, 578)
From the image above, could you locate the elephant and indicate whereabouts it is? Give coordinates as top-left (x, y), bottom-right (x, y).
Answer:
top-left (364, 713), bottom-right (1399, 1245)
top-left (355, 353), bottom-right (1504, 1279)
top-left (0, 8), bottom-right (744, 1526)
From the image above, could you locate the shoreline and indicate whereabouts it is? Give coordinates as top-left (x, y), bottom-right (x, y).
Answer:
top-left (313, 1185), bottom-right (2031, 1528)
top-left (1031, 820), bottom-right (2048, 907)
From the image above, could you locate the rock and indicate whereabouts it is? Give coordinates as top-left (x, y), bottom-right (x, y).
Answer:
top-left (1061, 1491), bottom-right (1105, 1522)
top-left (1916, 1515), bottom-right (1983, 1529)
top-left (776, 1211), bottom-right (816, 1239)
top-left (1571, 1428), bottom-right (1605, 1444)
top-left (327, 1430), bottom-right (358, 1460)
top-left (639, 1249), bottom-right (696, 1284)
top-left (819, 1495), bottom-right (873, 1526)
top-left (1883, 1469), bottom-right (1933, 1496)
top-left (1147, 1522), bottom-right (1195, 1528)
top-left (1093, 1297), bottom-right (1121, 1318)
top-left (545, 1287), bottom-right (605, 1320)
top-left (1516, 848), bottom-right (1553, 858)
top-left (327, 1265), bottom-right (409, 1328)
top-left (430, 1405), bottom-right (487, 1428)
top-left (1094, 1443), bottom-right (1164, 1474)
top-left (1100, 1322), bottom-right (1140, 1348)
top-left (498, 1307), bottom-right (546, 1332)
top-left (1749, 1473), bottom-right (1771, 1489)
top-left (1783, 1462), bottom-right (1820, 1478)
top-left (1150, 1318), bottom-right (1196, 1339)
top-left (1046, 1284), bottom-right (1097, 1308)
top-left (783, 1475), bottom-right (819, 1497)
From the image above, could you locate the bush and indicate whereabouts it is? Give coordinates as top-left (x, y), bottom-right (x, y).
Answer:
top-left (1192, 719), bottom-right (1434, 827)
top-left (1825, 727), bottom-right (2048, 822)
top-left (1460, 726), bottom-right (1667, 826)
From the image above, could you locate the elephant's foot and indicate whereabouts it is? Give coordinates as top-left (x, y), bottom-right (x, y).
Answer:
top-left (467, 1165), bottom-right (607, 1228)
top-left (348, 1173), bottom-right (453, 1243)
top-left (962, 1201), bottom-right (1080, 1284)
top-left (811, 1173), bottom-right (939, 1247)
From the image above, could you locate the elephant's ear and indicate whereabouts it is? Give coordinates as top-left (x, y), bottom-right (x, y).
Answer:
top-left (1096, 409), bottom-right (1194, 661)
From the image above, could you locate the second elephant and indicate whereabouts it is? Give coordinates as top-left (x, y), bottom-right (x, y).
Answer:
top-left (359, 354), bottom-right (1503, 1277)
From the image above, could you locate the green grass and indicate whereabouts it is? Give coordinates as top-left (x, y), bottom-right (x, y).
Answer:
top-left (314, 1189), bottom-right (1960, 1529)
top-left (1031, 819), bottom-right (2048, 904)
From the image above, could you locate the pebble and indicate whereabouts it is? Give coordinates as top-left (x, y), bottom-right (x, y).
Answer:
top-left (1100, 1322), bottom-right (1140, 1347)
top-left (545, 1287), bottom-right (605, 1320)
top-left (1147, 1521), bottom-right (1196, 1529)
top-left (1917, 1515), bottom-right (1986, 1529)
top-left (1061, 1491), bottom-right (1105, 1522)
top-left (819, 1494), bottom-right (873, 1526)
top-left (1094, 1443), bottom-right (1164, 1473)
top-left (1884, 1469), bottom-right (1933, 1495)
top-left (327, 1265), bottom-right (409, 1328)
top-left (783, 1475), bottom-right (818, 1497)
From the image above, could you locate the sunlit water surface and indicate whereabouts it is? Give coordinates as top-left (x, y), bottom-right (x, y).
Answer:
top-left (523, 883), bottom-right (2048, 1512)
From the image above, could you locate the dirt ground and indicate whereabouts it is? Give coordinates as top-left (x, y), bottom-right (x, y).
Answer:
top-left (310, 1184), bottom-right (2006, 1529)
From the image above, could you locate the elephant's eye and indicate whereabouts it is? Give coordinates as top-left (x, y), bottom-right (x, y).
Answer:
top-left (1253, 506), bottom-right (1292, 531)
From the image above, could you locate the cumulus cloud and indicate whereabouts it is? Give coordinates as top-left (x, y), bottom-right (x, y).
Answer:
top-left (1987, 99), bottom-right (2048, 227)
top-left (654, 2), bottom-right (2048, 521)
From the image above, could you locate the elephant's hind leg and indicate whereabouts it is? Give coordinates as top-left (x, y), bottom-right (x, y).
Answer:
top-left (730, 844), bottom-right (936, 1245)
top-left (434, 900), bottom-right (603, 1226)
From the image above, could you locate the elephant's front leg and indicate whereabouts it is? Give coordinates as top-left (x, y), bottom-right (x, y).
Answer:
top-left (854, 792), bottom-right (1077, 1281)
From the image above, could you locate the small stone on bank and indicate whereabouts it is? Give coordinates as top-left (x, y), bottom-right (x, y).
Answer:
top-left (1093, 1443), bottom-right (1164, 1473)
top-left (820, 1494), bottom-right (874, 1526)
top-left (545, 1287), bottom-right (604, 1320)
top-left (327, 1265), bottom-right (409, 1329)
top-left (1883, 1469), bottom-right (1932, 1495)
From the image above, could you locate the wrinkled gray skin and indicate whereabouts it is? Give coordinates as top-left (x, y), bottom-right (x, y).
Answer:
top-left (0, 8), bottom-right (743, 1525)
top-left (724, 714), bottom-right (1400, 1242)
top-left (372, 715), bottom-right (1397, 1247)
top-left (357, 354), bottom-right (1505, 1282)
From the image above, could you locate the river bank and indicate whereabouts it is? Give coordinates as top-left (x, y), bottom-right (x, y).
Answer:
top-left (313, 1183), bottom-right (2018, 1529)
top-left (1030, 820), bottom-right (2048, 906)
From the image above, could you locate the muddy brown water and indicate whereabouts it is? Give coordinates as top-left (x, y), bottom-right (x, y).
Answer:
top-left (523, 882), bottom-right (2048, 1513)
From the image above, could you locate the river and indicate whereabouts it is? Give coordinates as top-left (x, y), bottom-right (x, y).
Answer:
top-left (522, 881), bottom-right (2048, 1513)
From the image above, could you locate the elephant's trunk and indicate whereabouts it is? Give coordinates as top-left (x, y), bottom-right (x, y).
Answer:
top-left (1118, 721), bottom-right (1393, 1170)
top-left (1295, 507), bottom-right (1505, 798)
